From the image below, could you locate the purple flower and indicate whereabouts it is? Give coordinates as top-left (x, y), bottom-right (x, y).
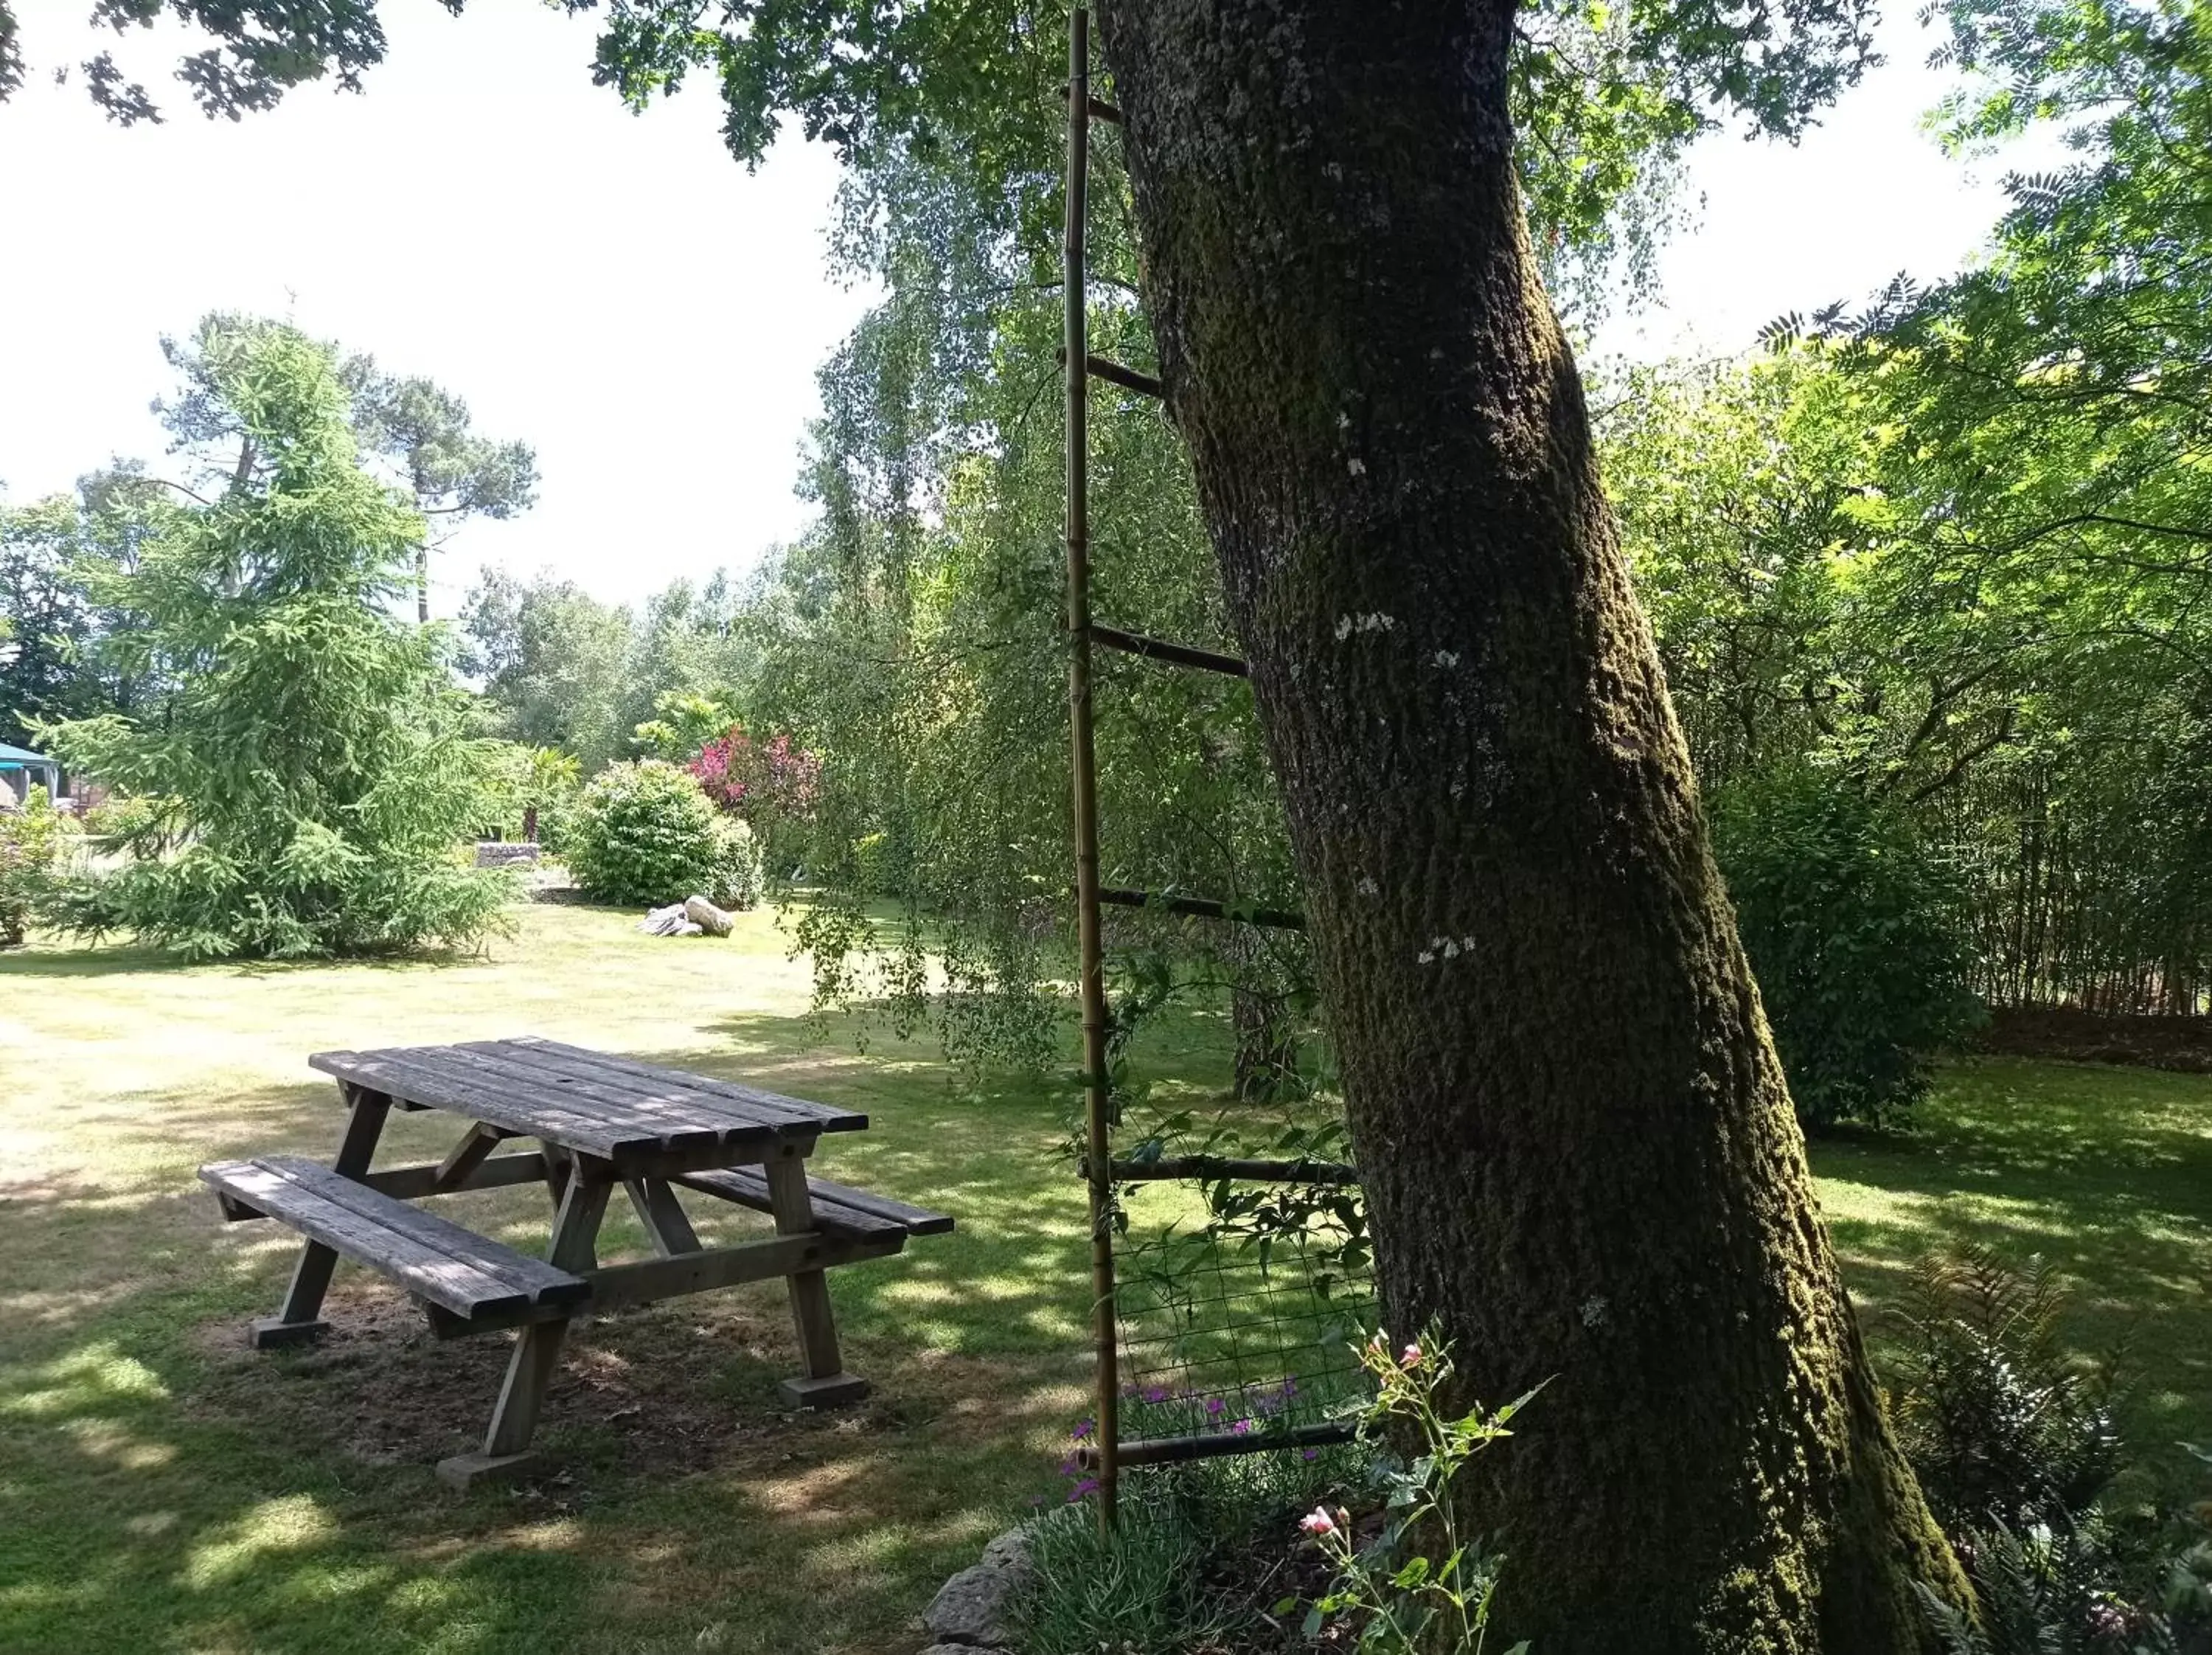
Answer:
top-left (1067, 1477), bottom-right (1099, 1502)
top-left (1058, 1457), bottom-right (1079, 1477)
top-left (1231, 1418), bottom-right (1255, 1436)
top-left (1071, 1418), bottom-right (1094, 1441)
top-left (1142, 1387), bottom-right (1169, 1404)
top-left (1205, 1397), bottom-right (1226, 1418)
top-left (1301, 1448), bottom-right (1320, 1462)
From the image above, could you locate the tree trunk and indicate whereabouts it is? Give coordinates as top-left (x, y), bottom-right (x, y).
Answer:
top-left (417, 544), bottom-right (431, 624)
top-left (1093, 2), bottom-right (1964, 1648)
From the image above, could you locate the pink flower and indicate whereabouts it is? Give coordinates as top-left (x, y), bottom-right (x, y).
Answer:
top-left (1299, 1507), bottom-right (1337, 1536)
top-left (1400, 1342), bottom-right (1423, 1367)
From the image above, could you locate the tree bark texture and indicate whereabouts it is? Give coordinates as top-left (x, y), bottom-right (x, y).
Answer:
top-left (1093, 2), bottom-right (1964, 1648)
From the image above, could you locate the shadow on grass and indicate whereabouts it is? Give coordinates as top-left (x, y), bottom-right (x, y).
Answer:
top-left (1812, 1056), bottom-right (2212, 1502)
top-left (7, 1007), bottom-right (2208, 1653)
top-left (0, 1005), bottom-right (1203, 1655)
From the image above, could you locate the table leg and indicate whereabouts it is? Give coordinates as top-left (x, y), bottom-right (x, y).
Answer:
top-left (437, 1162), bottom-right (612, 1491)
top-left (625, 1176), bottom-right (701, 1257)
top-left (765, 1156), bottom-right (869, 1409)
top-left (251, 1084), bottom-right (390, 1350)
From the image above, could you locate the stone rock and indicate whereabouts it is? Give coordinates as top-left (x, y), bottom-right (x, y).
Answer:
top-left (637, 903), bottom-right (702, 937)
top-left (980, 1530), bottom-right (1030, 1575)
top-left (474, 840), bottom-right (540, 869)
top-left (920, 1530), bottom-right (1031, 1648)
top-left (683, 893), bottom-right (735, 937)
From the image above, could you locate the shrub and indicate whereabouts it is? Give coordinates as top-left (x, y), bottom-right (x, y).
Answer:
top-left (475, 743), bottom-right (582, 853)
top-left (36, 321), bottom-right (512, 960)
top-left (567, 760), bottom-right (724, 906)
top-left (0, 787), bottom-right (74, 948)
top-left (1013, 1381), bottom-right (1361, 1655)
top-left (1885, 1247), bottom-right (2122, 1536)
top-left (1712, 765), bottom-right (1983, 1128)
top-left (712, 816), bottom-right (765, 911)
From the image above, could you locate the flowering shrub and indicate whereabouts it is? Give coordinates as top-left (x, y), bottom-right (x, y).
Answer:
top-left (688, 725), bottom-right (821, 822)
top-left (1296, 1329), bottom-right (1535, 1654)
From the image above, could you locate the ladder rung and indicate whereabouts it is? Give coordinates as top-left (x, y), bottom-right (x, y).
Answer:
top-left (1091, 624), bottom-right (1248, 677)
top-left (1058, 347), bottom-right (1164, 399)
top-left (1096, 887), bottom-right (1306, 931)
top-left (1056, 86), bottom-right (1124, 124)
top-left (1088, 355), bottom-right (1162, 398)
top-left (1086, 1154), bottom-right (1357, 1185)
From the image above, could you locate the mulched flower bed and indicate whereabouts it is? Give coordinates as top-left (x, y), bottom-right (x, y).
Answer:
top-left (1974, 1005), bottom-right (2212, 1072)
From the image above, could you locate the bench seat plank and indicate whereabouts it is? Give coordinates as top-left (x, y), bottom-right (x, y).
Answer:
top-left (672, 1166), bottom-right (953, 1241)
top-left (201, 1156), bottom-right (588, 1320)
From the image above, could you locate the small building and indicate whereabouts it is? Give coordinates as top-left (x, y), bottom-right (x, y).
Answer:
top-left (0, 742), bottom-right (62, 808)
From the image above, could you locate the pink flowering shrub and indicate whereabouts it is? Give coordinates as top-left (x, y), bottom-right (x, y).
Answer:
top-left (688, 725), bottom-right (821, 822)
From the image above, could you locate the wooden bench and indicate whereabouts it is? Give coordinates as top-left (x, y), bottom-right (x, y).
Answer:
top-left (202, 1156), bottom-right (589, 1337)
top-left (672, 1166), bottom-right (955, 1243)
top-left (207, 1041), bottom-right (955, 1485)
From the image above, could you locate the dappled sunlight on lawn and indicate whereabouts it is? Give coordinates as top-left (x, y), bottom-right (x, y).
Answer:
top-left (4, 906), bottom-right (2210, 1649)
top-left (1814, 1055), bottom-right (2212, 1502)
top-left (0, 901), bottom-right (1112, 1652)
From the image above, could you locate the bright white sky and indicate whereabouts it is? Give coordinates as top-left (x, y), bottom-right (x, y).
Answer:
top-left (1, 1), bottom-right (2044, 614)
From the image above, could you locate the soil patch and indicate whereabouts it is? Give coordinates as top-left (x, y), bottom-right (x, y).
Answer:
top-left (186, 1281), bottom-right (919, 1499)
top-left (1974, 1006), bottom-right (2212, 1072)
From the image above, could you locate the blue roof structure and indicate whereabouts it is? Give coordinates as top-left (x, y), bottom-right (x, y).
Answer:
top-left (0, 741), bottom-right (57, 769)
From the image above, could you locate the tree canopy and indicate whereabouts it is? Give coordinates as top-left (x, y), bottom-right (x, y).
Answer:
top-left (38, 316), bottom-right (512, 958)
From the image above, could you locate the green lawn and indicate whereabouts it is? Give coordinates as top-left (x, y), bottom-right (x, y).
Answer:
top-left (1, 901), bottom-right (2207, 1653)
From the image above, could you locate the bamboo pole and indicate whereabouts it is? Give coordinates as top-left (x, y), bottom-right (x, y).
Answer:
top-left (1063, 2), bottom-right (1119, 1530)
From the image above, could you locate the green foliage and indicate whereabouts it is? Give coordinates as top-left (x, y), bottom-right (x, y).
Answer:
top-left (1299, 1331), bottom-right (1532, 1655)
top-left (0, 468), bottom-right (178, 746)
top-left (1015, 1387), bottom-right (1358, 1655)
top-left (712, 815), bottom-right (765, 912)
top-left (475, 743), bottom-right (583, 853)
top-left (1713, 766), bottom-right (1984, 1128)
top-left (1916, 1524), bottom-right (2171, 1655)
top-left (461, 569), bottom-right (759, 776)
top-left (566, 760), bottom-right (726, 907)
top-left (35, 317), bottom-right (512, 960)
top-left (1885, 1248), bottom-right (2123, 1536)
top-left (631, 689), bottom-right (740, 764)
top-left (1015, 1496), bottom-right (1225, 1655)
top-left (0, 788), bottom-right (74, 948)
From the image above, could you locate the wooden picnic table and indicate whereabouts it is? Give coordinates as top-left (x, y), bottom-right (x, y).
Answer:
top-left (200, 1037), bottom-right (951, 1488)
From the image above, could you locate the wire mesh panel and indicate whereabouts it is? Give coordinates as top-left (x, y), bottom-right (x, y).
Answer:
top-left (1110, 1176), bottom-right (1376, 1459)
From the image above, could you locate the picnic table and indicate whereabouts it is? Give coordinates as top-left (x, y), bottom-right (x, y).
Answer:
top-left (200, 1037), bottom-right (951, 1488)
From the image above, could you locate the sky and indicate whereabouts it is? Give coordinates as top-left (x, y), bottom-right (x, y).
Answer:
top-left (1, 1), bottom-right (2048, 614)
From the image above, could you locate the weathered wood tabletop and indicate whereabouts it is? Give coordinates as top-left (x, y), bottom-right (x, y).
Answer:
top-left (201, 1037), bottom-right (951, 1488)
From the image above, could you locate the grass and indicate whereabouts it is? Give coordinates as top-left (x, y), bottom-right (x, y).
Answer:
top-left (1, 901), bottom-right (2208, 1652)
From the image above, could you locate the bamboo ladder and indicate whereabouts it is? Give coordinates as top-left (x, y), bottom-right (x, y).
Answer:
top-left (1061, 5), bottom-right (1357, 1529)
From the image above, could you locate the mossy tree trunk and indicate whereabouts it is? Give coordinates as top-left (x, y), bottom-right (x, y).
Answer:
top-left (1094, 1), bottom-right (1965, 1648)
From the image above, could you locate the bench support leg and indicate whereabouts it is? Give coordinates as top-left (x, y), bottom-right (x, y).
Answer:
top-left (439, 1166), bottom-right (611, 1491)
top-left (765, 1158), bottom-right (869, 1409)
top-left (625, 1176), bottom-right (700, 1257)
top-left (252, 1085), bottom-right (390, 1350)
